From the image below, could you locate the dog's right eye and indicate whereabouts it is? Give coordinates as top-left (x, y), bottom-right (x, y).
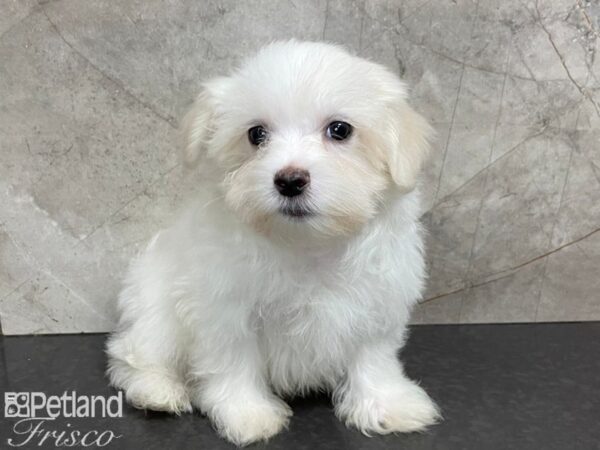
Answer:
top-left (248, 125), bottom-right (268, 146)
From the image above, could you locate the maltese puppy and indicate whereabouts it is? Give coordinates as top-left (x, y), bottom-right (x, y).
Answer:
top-left (107, 40), bottom-right (439, 446)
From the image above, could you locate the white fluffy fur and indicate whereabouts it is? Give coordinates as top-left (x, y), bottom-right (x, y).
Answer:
top-left (107, 41), bottom-right (439, 446)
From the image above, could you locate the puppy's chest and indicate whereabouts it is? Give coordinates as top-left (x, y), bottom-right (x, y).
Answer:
top-left (257, 295), bottom-right (360, 382)
top-left (255, 248), bottom-right (397, 325)
top-left (256, 271), bottom-right (390, 349)
top-left (255, 276), bottom-right (389, 392)
top-left (247, 240), bottom-right (409, 352)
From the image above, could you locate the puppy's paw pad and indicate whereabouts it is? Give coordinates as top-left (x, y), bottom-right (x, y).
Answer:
top-left (213, 399), bottom-right (292, 446)
top-left (126, 374), bottom-right (192, 415)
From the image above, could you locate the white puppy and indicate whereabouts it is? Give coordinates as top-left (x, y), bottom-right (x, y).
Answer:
top-left (107, 40), bottom-right (439, 446)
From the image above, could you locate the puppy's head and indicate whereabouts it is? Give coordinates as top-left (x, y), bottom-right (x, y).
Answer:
top-left (182, 41), bottom-right (432, 237)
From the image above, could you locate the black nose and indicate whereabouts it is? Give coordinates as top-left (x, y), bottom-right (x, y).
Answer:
top-left (274, 168), bottom-right (310, 197)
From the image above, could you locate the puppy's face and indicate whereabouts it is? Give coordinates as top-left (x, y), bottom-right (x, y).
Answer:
top-left (182, 41), bottom-right (432, 237)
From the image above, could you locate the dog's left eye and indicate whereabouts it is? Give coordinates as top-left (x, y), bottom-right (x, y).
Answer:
top-left (326, 121), bottom-right (353, 141)
top-left (248, 125), bottom-right (269, 146)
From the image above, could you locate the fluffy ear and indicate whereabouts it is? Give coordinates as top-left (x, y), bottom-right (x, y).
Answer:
top-left (386, 103), bottom-right (434, 191)
top-left (179, 88), bottom-right (215, 167)
top-left (180, 77), bottom-right (233, 167)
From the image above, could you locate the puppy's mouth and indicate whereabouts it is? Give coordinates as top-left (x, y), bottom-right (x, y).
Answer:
top-left (279, 204), bottom-right (314, 219)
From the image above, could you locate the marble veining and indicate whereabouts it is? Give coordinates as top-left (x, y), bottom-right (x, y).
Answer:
top-left (0, 0), bottom-right (598, 334)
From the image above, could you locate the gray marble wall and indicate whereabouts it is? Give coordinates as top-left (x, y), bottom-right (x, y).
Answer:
top-left (1, 0), bottom-right (598, 334)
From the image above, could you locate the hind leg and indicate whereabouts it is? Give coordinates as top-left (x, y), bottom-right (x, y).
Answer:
top-left (106, 316), bottom-right (192, 414)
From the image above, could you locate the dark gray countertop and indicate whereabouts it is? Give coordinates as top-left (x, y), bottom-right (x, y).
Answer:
top-left (1, 323), bottom-right (599, 449)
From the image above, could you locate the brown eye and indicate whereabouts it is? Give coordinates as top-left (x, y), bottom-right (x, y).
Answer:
top-left (326, 121), bottom-right (353, 141)
top-left (248, 125), bottom-right (268, 146)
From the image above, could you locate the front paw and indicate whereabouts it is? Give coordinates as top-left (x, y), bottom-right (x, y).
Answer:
top-left (123, 372), bottom-right (192, 415)
top-left (335, 380), bottom-right (440, 435)
top-left (209, 397), bottom-right (292, 446)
